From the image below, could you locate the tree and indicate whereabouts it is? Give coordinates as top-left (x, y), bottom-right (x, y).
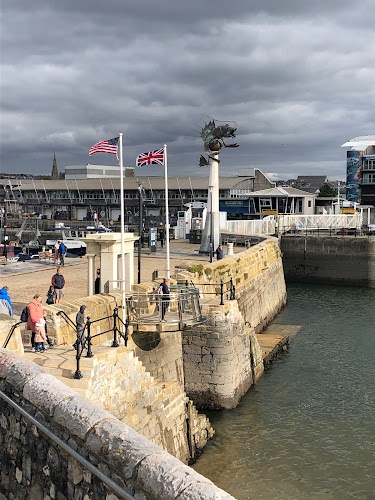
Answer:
top-left (318, 183), bottom-right (336, 197)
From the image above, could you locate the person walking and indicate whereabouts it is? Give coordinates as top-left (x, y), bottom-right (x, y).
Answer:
top-left (0, 286), bottom-right (13, 316)
top-left (73, 305), bottom-right (87, 350)
top-left (27, 294), bottom-right (44, 352)
top-left (58, 241), bottom-right (67, 266)
top-left (54, 241), bottom-right (60, 264)
top-left (159, 278), bottom-right (170, 322)
top-left (51, 267), bottom-right (65, 304)
top-left (216, 245), bottom-right (224, 261)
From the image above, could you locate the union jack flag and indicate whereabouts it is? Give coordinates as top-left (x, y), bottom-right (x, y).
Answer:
top-left (136, 147), bottom-right (164, 167)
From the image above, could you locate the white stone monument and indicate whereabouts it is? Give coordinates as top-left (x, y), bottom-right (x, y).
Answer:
top-left (81, 233), bottom-right (139, 296)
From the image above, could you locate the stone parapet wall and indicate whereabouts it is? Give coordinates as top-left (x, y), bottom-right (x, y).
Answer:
top-left (0, 349), bottom-right (234, 500)
top-left (281, 235), bottom-right (375, 287)
top-left (176, 237), bottom-right (287, 332)
top-left (22, 293), bottom-right (126, 347)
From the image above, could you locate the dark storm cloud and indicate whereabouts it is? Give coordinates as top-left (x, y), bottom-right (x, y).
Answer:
top-left (1, 0), bottom-right (374, 179)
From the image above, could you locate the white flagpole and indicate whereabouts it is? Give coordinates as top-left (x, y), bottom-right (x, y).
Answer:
top-left (119, 133), bottom-right (126, 315)
top-left (164, 144), bottom-right (170, 279)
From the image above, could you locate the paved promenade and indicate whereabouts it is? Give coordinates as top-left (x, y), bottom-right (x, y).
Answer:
top-left (0, 240), bottom-right (236, 316)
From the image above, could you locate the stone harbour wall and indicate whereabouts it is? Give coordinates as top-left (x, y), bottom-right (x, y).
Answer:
top-left (281, 235), bottom-right (375, 287)
top-left (182, 301), bottom-right (264, 410)
top-left (178, 237), bottom-right (286, 409)
top-left (0, 349), bottom-right (234, 500)
top-left (84, 346), bottom-right (213, 464)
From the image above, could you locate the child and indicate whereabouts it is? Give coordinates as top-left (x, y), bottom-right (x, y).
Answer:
top-left (34, 318), bottom-right (47, 353)
top-left (46, 285), bottom-right (55, 305)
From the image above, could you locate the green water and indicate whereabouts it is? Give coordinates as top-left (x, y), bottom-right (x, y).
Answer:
top-left (193, 284), bottom-right (375, 499)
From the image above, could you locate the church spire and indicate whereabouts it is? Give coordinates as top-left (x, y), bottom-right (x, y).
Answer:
top-left (51, 153), bottom-right (59, 178)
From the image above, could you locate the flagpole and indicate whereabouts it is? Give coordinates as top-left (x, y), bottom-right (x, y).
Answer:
top-left (164, 144), bottom-right (170, 279)
top-left (119, 133), bottom-right (126, 316)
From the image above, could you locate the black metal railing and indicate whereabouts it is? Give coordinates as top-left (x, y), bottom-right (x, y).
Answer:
top-left (2, 321), bottom-right (23, 349)
top-left (187, 279), bottom-right (236, 305)
top-left (57, 308), bottom-right (128, 380)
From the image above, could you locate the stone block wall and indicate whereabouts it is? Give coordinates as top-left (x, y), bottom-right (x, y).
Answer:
top-left (182, 301), bottom-right (264, 409)
top-left (0, 349), bottom-right (233, 500)
top-left (281, 235), bottom-right (375, 287)
top-left (85, 346), bottom-right (194, 463)
top-left (178, 238), bottom-right (286, 409)
top-left (177, 237), bottom-right (287, 332)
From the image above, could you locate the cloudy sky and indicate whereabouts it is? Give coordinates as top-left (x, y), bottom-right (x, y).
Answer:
top-left (1, 0), bottom-right (374, 180)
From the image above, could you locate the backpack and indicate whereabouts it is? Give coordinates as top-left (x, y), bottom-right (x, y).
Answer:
top-left (20, 306), bottom-right (29, 323)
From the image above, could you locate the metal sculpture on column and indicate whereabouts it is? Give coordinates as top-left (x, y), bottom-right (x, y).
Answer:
top-left (198, 119), bottom-right (239, 255)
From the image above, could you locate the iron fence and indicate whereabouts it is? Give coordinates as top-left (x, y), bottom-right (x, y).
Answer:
top-left (57, 308), bottom-right (128, 380)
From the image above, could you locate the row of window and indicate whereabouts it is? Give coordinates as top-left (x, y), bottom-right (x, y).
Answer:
top-left (362, 159), bottom-right (375, 170)
top-left (362, 173), bottom-right (375, 184)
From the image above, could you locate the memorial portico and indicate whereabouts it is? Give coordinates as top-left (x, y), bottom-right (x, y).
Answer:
top-left (81, 233), bottom-right (139, 296)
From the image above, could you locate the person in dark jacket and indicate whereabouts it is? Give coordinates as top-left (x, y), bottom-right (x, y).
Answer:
top-left (51, 267), bottom-right (65, 304)
top-left (94, 269), bottom-right (101, 294)
top-left (216, 245), bottom-right (224, 260)
top-left (159, 278), bottom-right (170, 321)
top-left (73, 305), bottom-right (87, 350)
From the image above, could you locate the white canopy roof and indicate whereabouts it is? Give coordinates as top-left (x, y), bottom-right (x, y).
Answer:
top-left (341, 135), bottom-right (375, 150)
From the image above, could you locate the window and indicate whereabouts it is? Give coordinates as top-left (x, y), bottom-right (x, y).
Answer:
top-left (308, 200), bottom-right (312, 208)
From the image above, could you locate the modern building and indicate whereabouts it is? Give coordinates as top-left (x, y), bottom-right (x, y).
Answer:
top-left (341, 135), bottom-right (375, 205)
top-left (2, 169), bottom-right (274, 223)
top-left (246, 187), bottom-right (315, 216)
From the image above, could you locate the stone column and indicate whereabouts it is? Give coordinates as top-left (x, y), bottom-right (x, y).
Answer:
top-left (227, 242), bottom-right (234, 256)
top-left (86, 254), bottom-right (96, 296)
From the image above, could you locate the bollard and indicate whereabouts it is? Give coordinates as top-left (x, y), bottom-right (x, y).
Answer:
top-left (227, 242), bottom-right (234, 256)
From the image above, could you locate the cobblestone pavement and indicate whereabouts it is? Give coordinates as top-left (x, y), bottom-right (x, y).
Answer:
top-left (0, 240), bottom-right (236, 315)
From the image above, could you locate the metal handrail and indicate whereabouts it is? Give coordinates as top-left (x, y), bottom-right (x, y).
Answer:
top-left (58, 307), bottom-right (128, 380)
top-left (2, 321), bottom-right (23, 349)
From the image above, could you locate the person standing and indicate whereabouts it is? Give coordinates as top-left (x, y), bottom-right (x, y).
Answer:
top-left (27, 294), bottom-right (44, 352)
top-left (159, 278), bottom-right (170, 322)
top-left (34, 318), bottom-right (47, 353)
top-left (51, 267), bottom-right (65, 304)
top-left (216, 245), bottom-right (224, 261)
top-left (94, 269), bottom-right (101, 294)
top-left (58, 241), bottom-right (67, 266)
top-left (0, 286), bottom-right (13, 316)
top-left (159, 228), bottom-right (165, 249)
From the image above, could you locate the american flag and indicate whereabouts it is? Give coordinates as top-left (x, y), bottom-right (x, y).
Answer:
top-left (89, 137), bottom-right (119, 156)
top-left (136, 147), bottom-right (164, 167)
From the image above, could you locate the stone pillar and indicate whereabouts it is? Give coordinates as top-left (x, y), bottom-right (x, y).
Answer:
top-left (227, 242), bottom-right (234, 256)
top-left (87, 254), bottom-right (96, 296)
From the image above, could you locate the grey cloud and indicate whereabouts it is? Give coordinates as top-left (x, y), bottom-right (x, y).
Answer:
top-left (1, 0), bottom-right (374, 179)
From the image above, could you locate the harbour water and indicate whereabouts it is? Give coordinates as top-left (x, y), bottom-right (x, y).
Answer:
top-left (193, 283), bottom-right (375, 499)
